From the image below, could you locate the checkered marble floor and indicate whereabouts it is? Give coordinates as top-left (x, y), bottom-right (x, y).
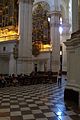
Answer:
top-left (0, 80), bottom-right (80, 120)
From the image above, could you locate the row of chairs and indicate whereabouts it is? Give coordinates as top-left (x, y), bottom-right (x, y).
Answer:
top-left (0, 72), bottom-right (58, 87)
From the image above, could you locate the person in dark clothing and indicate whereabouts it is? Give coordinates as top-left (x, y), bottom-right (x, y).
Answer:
top-left (58, 73), bottom-right (62, 87)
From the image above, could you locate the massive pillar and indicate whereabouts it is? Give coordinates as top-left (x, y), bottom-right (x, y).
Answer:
top-left (17, 0), bottom-right (33, 74)
top-left (64, 0), bottom-right (80, 106)
top-left (78, 0), bottom-right (80, 28)
top-left (64, 31), bottom-right (80, 106)
top-left (72, 0), bottom-right (79, 32)
top-left (50, 9), bottom-right (61, 73)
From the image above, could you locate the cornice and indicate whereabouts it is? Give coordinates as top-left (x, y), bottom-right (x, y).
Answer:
top-left (64, 30), bottom-right (80, 47)
top-left (64, 38), bottom-right (80, 47)
top-left (71, 30), bottom-right (80, 39)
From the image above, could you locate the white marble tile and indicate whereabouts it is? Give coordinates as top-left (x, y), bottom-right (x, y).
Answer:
top-left (44, 112), bottom-right (56, 117)
top-left (23, 114), bottom-right (35, 120)
top-left (0, 108), bottom-right (10, 112)
top-left (28, 104), bottom-right (37, 107)
top-left (0, 117), bottom-right (10, 120)
top-left (35, 101), bottom-right (43, 104)
top-left (45, 102), bottom-right (54, 106)
top-left (1, 103), bottom-right (10, 106)
top-left (32, 110), bottom-right (42, 114)
top-left (10, 111), bottom-right (21, 116)
top-left (10, 100), bottom-right (18, 103)
top-left (3, 95), bottom-right (10, 97)
top-left (10, 105), bottom-right (19, 108)
top-left (10, 97), bottom-right (17, 99)
top-left (21, 107), bottom-right (30, 111)
top-left (39, 106), bottom-right (49, 110)
top-left (19, 102), bottom-right (26, 105)
top-left (36, 118), bottom-right (48, 120)
top-left (26, 99), bottom-right (33, 102)
top-left (17, 98), bottom-right (24, 101)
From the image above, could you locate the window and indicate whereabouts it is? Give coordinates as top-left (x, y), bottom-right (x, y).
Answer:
top-left (3, 47), bottom-right (6, 51)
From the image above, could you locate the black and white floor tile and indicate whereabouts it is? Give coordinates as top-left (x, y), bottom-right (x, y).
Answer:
top-left (0, 79), bottom-right (80, 120)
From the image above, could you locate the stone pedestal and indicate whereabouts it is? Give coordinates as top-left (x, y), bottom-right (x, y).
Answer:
top-left (64, 30), bottom-right (80, 106)
top-left (9, 53), bottom-right (16, 74)
top-left (50, 10), bottom-right (61, 73)
top-left (17, 0), bottom-right (33, 74)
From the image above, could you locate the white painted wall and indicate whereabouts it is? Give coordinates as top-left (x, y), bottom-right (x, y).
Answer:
top-left (0, 40), bottom-right (17, 74)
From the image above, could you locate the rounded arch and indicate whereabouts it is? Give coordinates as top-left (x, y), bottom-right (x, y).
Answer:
top-left (32, 0), bottom-right (51, 52)
top-left (33, 1), bottom-right (50, 12)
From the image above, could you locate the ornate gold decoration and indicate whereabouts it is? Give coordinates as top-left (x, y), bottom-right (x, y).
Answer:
top-left (32, 3), bottom-right (50, 47)
top-left (0, 26), bottom-right (18, 41)
top-left (32, 42), bottom-right (41, 57)
top-left (0, 0), bottom-right (18, 41)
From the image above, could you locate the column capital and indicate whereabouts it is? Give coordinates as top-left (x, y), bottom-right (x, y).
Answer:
top-left (49, 11), bottom-right (61, 17)
top-left (48, 11), bottom-right (61, 27)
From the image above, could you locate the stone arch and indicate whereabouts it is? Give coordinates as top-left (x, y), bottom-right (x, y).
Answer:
top-left (32, 1), bottom-right (51, 56)
top-left (32, 1), bottom-right (50, 43)
top-left (33, 1), bottom-right (50, 11)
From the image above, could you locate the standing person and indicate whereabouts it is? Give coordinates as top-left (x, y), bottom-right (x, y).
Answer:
top-left (58, 72), bottom-right (62, 87)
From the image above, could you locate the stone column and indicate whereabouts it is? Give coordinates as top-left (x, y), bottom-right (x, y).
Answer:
top-left (78, 0), bottom-right (80, 28)
top-left (64, 0), bottom-right (80, 106)
top-left (18, 0), bottom-right (33, 74)
top-left (50, 10), bottom-right (61, 73)
top-left (72, 0), bottom-right (79, 32)
top-left (61, 20), bottom-right (71, 73)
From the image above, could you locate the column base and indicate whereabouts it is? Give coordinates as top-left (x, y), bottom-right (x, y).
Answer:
top-left (17, 57), bottom-right (32, 75)
top-left (64, 88), bottom-right (79, 106)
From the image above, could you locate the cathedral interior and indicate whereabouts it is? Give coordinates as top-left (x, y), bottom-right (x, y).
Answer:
top-left (0, 0), bottom-right (71, 74)
top-left (0, 0), bottom-right (80, 120)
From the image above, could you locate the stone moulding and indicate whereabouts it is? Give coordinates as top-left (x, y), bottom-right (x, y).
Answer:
top-left (64, 30), bottom-right (80, 47)
top-left (71, 30), bottom-right (80, 39)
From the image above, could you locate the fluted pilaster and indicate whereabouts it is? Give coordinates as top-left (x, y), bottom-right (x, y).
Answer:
top-left (49, 10), bottom-right (61, 72)
top-left (17, 0), bottom-right (33, 74)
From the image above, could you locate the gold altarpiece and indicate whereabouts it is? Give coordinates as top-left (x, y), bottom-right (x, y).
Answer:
top-left (32, 3), bottom-right (51, 56)
top-left (0, 0), bottom-right (18, 41)
top-left (0, 1), bottom-right (51, 53)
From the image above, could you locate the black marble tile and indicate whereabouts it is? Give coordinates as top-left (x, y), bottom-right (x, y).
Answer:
top-left (70, 115), bottom-right (80, 120)
top-left (11, 116), bottom-right (23, 120)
